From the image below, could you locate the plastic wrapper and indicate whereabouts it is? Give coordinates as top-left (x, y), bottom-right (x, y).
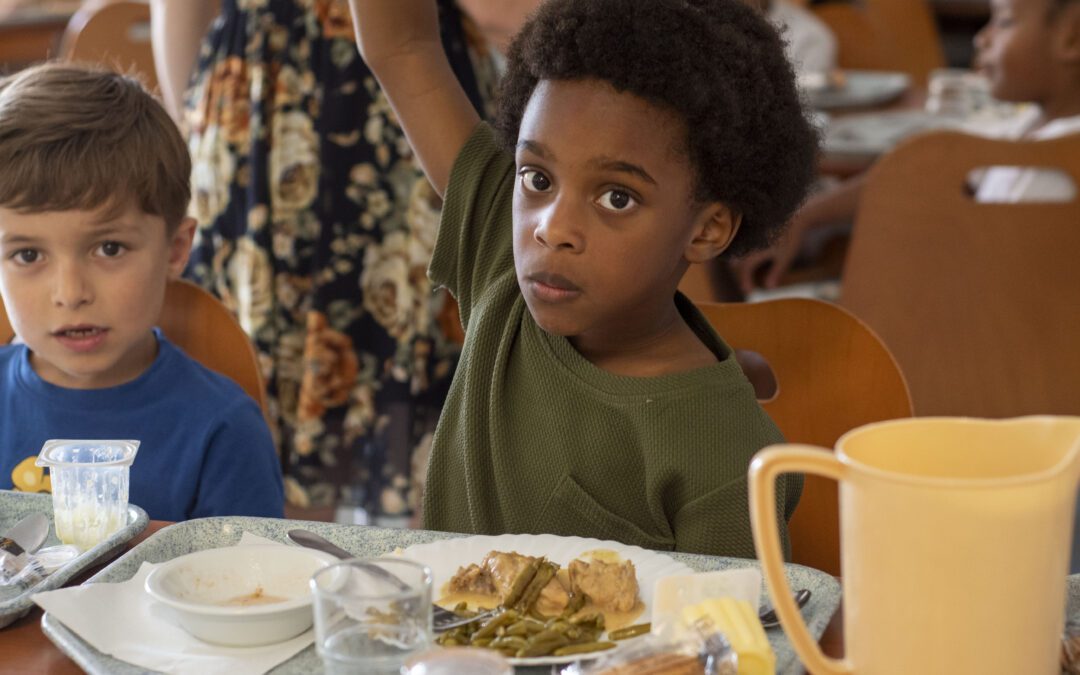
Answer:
top-left (558, 633), bottom-right (736, 675)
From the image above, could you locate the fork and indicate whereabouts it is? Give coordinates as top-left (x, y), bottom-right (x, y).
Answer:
top-left (285, 529), bottom-right (496, 631)
top-left (432, 604), bottom-right (499, 632)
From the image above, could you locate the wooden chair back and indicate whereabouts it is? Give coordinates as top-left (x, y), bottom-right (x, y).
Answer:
top-left (698, 298), bottom-right (913, 575)
top-left (0, 279), bottom-right (267, 416)
top-left (841, 130), bottom-right (1080, 418)
top-left (813, 0), bottom-right (945, 86)
top-left (59, 1), bottom-right (158, 92)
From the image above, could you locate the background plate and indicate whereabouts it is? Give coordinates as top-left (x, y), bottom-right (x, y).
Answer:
top-left (806, 70), bottom-right (911, 110)
top-left (40, 516), bottom-right (841, 674)
top-left (0, 490), bottom-right (148, 628)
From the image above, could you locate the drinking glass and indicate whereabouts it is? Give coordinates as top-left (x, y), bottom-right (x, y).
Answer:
top-left (311, 558), bottom-right (433, 675)
top-left (925, 68), bottom-right (991, 118)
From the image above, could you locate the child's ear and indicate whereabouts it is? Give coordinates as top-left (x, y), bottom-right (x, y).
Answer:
top-left (1055, 3), bottom-right (1080, 63)
top-left (684, 202), bottom-right (741, 263)
top-left (166, 217), bottom-right (197, 279)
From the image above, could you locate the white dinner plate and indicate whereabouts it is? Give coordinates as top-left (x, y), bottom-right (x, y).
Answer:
top-left (398, 533), bottom-right (694, 667)
top-left (805, 70), bottom-right (911, 110)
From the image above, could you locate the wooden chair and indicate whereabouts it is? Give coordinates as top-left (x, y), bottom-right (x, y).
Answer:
top-left (813, 0), bottom-right (945, 86)
top-left (698, 298), bottom-right (912, 575)
top-left (0, 279), bottom-right (267, 416)
top-left (58, 1), bottom-right (158, 92)
top-left (840, 130), bottom-right (1080, 418)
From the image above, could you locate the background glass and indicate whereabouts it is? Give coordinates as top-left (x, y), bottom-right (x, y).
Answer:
top-left (311, 557), bottom-right (433, 675)
top-left (925, 68), bottom-right (991, 118)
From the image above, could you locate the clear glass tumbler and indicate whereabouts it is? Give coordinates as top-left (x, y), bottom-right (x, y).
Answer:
top-left (35, 439), bottom-right (139, 550)
top-left (311, 557), bottom-right (433, 675)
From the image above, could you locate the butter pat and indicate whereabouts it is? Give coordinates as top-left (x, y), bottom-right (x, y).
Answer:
top-left (651, 568), bottom-right (761, 641)
top-left (682, 598), bottom-right (775, 675)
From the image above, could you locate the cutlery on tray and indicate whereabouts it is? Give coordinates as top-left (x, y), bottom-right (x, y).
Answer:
top-left (758, 588), bottom-right (812, 629)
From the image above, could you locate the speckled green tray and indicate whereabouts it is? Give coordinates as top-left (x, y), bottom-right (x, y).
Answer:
top-left (0, 490), bottom-right (148, 629)
top-left (39, 516), bottom-right (841, 674)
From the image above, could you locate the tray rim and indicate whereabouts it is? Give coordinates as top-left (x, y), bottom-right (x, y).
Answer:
top-left (39, 516), bottom-right (843, 674)
top-left (0, 490), bottom-right (149, 629)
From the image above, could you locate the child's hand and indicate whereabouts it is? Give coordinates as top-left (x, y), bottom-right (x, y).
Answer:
top-left (732, 218), bottom-right (806, 294)
top-left (347, 0), bottom-right (481, 197)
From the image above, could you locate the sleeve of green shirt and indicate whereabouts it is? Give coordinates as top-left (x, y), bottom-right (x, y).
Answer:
top-left (429, 122), bottom-right (517, 331)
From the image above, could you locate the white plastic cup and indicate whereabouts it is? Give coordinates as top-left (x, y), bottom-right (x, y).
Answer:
top-left (35, 440), bottom-right (138, 550)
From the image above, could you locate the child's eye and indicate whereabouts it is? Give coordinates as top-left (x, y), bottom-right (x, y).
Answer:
top-left (10, 249), bottom-right (41, 265)
top-left (596, 189), bottom-right (637, 212)
top-left (96, 241), bottom-right (126, 257)
top-left (518, 169), bottom-right (552, 193)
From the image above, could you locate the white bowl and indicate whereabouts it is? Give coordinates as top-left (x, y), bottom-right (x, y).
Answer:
top-left (145, 544), bottom-right (339, 646)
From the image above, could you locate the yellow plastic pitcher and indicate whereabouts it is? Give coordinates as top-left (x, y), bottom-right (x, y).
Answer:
top-left (750, 416), bottom-right (1080, 675)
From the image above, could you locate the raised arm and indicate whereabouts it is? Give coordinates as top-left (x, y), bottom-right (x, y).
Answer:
top-left (149, 0), bottom-right (220, 122)
top-left (347, 0), bottom-right (481, 197)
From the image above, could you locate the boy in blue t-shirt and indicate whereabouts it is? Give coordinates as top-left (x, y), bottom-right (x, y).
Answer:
top-left (0, 63), bottom-right (284, 521)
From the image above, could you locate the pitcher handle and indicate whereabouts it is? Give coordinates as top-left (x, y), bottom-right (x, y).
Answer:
top-left (750, 445), bottom-right (852, 675)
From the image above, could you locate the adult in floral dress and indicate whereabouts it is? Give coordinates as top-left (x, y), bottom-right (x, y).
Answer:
top-left (150, 0), bottom-right (496, 524)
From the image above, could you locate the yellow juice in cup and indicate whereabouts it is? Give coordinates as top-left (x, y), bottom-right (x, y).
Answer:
top-left (53, 504), bottom-right (126, 550)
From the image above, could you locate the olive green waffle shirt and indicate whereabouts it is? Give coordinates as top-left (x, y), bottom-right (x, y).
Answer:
top-left (424, 123), bottom-right (800, 559)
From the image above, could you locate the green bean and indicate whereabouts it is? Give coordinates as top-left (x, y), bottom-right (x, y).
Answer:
top-left (551, 641), bottom-right (617, 657)
top-left (569, 612), bottom-right (603, 626)
top-left (472, 610), bottom-right (519, 641)
top-left (560, 592), bottom-right (586, 619)
top-left (608, 622), bottom-right (651, 640)
top-left (505, 618), bottom-right (546, 636)
top-left (489, 635), bottom-right (529, 651)
top-left (514, 561), bottom-right (558, 612)
top-left (531, 628), bottom-right (570, 643)
top-left (501, 560), bottom-right (540, 609)
top-left (517, 635), bottom-right (570, 658)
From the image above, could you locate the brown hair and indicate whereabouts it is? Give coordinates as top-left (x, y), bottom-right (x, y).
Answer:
top-left (0, 62), bottom-right (190, 233)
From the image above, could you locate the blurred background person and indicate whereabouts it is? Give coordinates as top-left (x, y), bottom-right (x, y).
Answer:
top-left (150, 0), bottom-right (499, 525)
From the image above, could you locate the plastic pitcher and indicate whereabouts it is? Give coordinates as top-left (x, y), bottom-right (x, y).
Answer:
top-left (36, 440), bottom-right (139, 550)
top-left (749, 416), bottom-right (1080, 675)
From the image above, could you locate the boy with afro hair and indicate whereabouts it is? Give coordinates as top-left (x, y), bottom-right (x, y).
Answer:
top-left (346, 0), bottom-right (817, 557)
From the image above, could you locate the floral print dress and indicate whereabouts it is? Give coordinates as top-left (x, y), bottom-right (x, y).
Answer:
top-left (183, 0), bottom-right (496, 524)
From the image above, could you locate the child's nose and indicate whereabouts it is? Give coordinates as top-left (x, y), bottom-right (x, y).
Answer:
top-left (533, 198), bottom-right (584, 251)
top-left (51, 262), bottom-right (92, 308)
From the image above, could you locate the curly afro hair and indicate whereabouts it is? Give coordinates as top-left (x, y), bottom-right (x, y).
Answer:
top-left (495, 0), bottom-right (818, 257)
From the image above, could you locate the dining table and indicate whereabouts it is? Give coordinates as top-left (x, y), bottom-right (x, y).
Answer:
top-left (0, 519), bottom-right (845, 674)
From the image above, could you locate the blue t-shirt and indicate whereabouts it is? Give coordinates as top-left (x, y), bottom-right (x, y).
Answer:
top-left (0, 330), bottom-right (284, 521)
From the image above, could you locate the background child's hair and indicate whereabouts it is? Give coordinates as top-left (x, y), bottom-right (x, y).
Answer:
top-left (495, 0), bottom-right (818, 257)
top-left (0, 62), bottom-right (190, 233)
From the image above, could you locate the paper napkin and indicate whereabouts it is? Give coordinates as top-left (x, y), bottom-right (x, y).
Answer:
top-left (33, 533), bottom-right (311, 675)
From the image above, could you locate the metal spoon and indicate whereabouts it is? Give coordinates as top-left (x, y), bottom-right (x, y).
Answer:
top-left (759, 588), bottom-right (812, 629)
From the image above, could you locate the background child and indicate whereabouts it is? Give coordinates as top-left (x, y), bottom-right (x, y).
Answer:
top-left (348, 0), bottom-right (816, 557)
top-left (734, 0), bottom-right (1080, 293)
top-left (751, 0), bottom-right (838, 75)
top-left (0, 63), bottom-right (284, 522)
